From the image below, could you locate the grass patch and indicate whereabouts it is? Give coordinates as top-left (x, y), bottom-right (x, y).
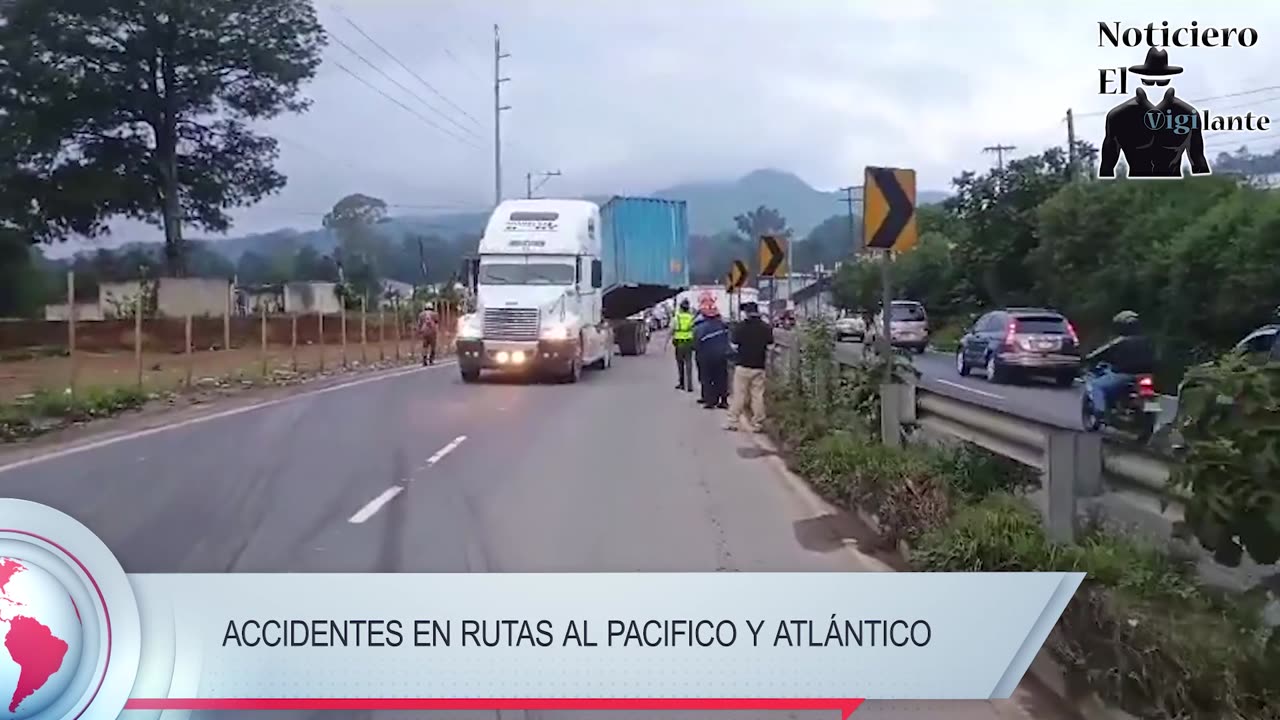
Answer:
top-left (0, 386), bottom-right (149, 441)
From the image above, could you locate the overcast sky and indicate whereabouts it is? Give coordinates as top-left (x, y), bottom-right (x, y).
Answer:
top-left (57, 0), bottom-right (1280, 255)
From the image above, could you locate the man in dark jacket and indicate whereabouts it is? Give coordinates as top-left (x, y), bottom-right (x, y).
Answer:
top-left (726, 301), bottom-right (773, 431)
top-left (693, 302), bottom-right (732, 409)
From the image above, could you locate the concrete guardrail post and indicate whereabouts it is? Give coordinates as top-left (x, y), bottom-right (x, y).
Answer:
top-left (880, 384), bottom-right (904, 449)
top-left (1043, 429), bottom-right (1103, 543)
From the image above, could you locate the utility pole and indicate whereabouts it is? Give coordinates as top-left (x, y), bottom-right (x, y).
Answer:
top-left (493, 24), bottom-right (511, 207)
top-left (1066, 109), bottom-right (1078, 179)
top-left (838, 186), bottom-right (862, 255)
top-left (526, 170), bottom-right (562, 199)
top-left (983, 144), bottom-right (1017, 171)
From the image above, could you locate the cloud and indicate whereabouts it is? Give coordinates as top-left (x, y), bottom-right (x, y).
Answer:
top-left (47, 0), bottom-right (1280, 251)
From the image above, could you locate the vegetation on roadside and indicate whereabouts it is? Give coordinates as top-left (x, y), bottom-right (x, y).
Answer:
top-left (830, 146), bottom-right (1280, 387)
top-left (767, 318), bottom-right (1280, 719)
top-left (1170, 354), bottom-right (1280, 568)
top-left (0, 386), bottom-right (147, 441)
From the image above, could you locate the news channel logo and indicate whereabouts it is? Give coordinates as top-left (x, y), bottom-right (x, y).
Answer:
top-left (0, 499), bottom-right (139, 720)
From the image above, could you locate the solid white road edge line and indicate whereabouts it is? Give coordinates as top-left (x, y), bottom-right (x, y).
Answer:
top-left (348, 486), bottom-right (404, 524)
top-left (933, 378), bottom-right (1005, 400)
top-left (0, 360), bottom-right (457, 475)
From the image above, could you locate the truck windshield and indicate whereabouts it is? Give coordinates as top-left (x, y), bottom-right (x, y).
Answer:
top-left (479, 263), bottom-right (575, 285)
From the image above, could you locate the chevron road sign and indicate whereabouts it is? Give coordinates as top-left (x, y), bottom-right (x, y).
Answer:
top-left (759, 234), bottom-right (788, 277)
top-left (863, 167), bottom-right (918, 253)
top-left (727, 259), bottom-right (748, 290)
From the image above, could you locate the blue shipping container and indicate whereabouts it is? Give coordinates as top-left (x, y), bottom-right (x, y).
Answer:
top-left (600, 197), bottom-right (689, 292)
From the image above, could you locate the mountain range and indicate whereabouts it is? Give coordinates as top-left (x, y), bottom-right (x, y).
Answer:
top-left (200, 169), bottom-right (948, 262)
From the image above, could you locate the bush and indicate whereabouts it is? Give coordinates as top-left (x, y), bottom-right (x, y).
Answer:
top-left (1171, 353), bottom-right (1280, 566)
top-left (930, 444), bottom-right (1039, 503)
top-left (791, 431), bottom-right (952, 544)
top-left (914, 496), bottom-right (1280, 719)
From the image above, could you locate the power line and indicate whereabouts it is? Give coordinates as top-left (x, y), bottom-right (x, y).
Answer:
top-left (331, 8), bottom-right (483, 130)
top-left (328, 32), bottom-right (483, 142)
top-left (1076, 84), bottom-right (1280, 119)
top-left (525, 170), bottom-right (561, 198)
top-left (329, 60), bottom-right (484, 151)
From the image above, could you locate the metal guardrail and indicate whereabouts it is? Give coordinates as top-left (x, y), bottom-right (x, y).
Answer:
top-left (771, 334), bottom-right (1179, 542)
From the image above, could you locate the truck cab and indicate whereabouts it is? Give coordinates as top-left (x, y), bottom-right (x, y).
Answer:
top-left (455, 199), bottom-right (614, 383)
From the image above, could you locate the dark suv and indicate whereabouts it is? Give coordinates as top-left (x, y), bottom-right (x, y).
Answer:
top-left (955, 308), bottom-right (1082, 386)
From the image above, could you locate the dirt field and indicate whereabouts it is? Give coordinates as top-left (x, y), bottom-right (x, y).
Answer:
top-left (0, 338), bottom-right (448, 402)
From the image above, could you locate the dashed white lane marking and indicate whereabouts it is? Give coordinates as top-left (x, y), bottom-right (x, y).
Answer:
top-left (0, 361), bottom-right (456, 475)
top-left (933, 378), bottom-right (1005, 400)
top-left (425, 435), bottom-right (467, 467)
top-left (350, 436), bottom-right (468, 522)
top-left (348, 486), bottom-right (404, 524)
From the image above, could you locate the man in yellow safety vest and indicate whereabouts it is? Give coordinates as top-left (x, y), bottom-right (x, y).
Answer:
top-left (671, 298), bottom-right (696, 392)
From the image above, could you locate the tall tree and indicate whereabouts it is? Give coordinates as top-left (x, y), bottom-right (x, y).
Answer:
top-left (0, 0), bottom-right (327, 273)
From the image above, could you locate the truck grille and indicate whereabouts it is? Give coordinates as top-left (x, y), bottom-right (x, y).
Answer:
top-left (483, 308), bottom-right (539, 340)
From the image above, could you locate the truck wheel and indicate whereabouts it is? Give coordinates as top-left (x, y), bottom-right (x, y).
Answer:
top-left (460, 368), bottom-right (480, 383)
top-left (562, 357), bottom-right (581, 384)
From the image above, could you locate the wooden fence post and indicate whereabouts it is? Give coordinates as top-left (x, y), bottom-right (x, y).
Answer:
top-left (67, 271), bottom-right (78, 397)
top-left (184, 314), bottom-right (193, 388)
top-left (260, 304), bottom-right (268, 377)
top-left (341, 305), bottom-right (348, 368)
top-left (224, 283), bottom-right (232, 351)
top-left (360, 297), bottom-right (368, 365)
top-left (393, 304), bottom-right (401, 361)
top-left (318, 313), bottom-right (325, 372)
top-left (134, 291), bottom-right (143, 389)
top-left (378, 307), bottom-right (386, 362)
top-left (291, 313), bottom-right (298, 372)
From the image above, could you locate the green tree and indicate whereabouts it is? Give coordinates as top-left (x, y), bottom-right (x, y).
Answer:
top-left (325, 194), bottom-right (390, 307)
top-left (0, 0), bottom-right (327, 272)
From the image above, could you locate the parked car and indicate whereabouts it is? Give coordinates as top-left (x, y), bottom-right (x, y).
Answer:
top-left (834, 314), bottom-right (866, 342)
top-left (866, 301), bottom-right (930, 353)
top-left (955, 307), bottom-right (1081, 386)
top-left (1232, 322), bottom-right (1279, 362)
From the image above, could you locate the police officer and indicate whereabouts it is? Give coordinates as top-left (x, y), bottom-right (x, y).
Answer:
top-left (672, 299), bottom-right (696, 392)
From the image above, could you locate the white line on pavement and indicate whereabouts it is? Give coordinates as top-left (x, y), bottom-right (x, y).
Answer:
top-left (425, 435), bottom-right (467, 467)
top-left (350, 436), bottom-right (470, 522)
top-left (348, 486), bottom-right (404, 524)
top-left (0, 361), bottom-right (457, 475)
top-left (933, 379), bottom-right (1005, 400)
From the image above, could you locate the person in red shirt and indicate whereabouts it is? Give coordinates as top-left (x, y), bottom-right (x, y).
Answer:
top-left (417, 303), bottom-right (440, 366)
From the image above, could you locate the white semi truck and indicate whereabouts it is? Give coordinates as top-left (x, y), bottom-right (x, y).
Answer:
top-left (455, 197), bottom-right (690, 383)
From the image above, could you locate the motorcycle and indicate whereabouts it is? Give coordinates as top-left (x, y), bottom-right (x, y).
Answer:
top-left (1081, 362), bottom-right (1161, 443)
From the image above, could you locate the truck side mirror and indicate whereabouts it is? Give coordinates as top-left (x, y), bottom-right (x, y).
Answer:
top-left (591, 259), bottom-right (603, 289)
top-left (461, 258), bottom-right (479, 290)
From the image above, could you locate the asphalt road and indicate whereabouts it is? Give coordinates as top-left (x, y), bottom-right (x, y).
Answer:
top-left (828, 339), bottom-right (1178, 431)
top-left (0, 344), bottom-right (1067, 720)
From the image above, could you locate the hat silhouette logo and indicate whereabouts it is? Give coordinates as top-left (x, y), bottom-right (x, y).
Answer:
top-left (1129, 47), bottom-right (1182, 77)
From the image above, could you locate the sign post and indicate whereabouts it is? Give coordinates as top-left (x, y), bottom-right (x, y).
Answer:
top-left (758, 234), bottom-right (787, 321)
top-left (727, 259), bottom-right (749, 321)
top-left (862, 166), bottom-right (919, 387)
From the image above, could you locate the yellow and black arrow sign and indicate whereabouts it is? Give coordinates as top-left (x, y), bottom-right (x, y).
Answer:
top-left (726, 259), bottom-right (748, 290)
top-left (863, 167), bottom-right (918, 253)
top-left (759, 234), bottom-right (788, 277)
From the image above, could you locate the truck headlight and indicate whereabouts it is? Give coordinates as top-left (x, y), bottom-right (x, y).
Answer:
top-left (458, 314), bottom-right (482, 340)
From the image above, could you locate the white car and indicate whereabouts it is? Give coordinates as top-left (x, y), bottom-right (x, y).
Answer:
top-left (834, 315), bottom-right (866, 342)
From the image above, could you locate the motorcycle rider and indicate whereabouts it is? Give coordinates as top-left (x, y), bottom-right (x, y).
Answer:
top-left (1085, 310), bottom-right (1157, 422)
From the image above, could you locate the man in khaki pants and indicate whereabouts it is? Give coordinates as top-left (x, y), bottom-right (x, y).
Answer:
top-left (726, 301), bottom-right (773, 432)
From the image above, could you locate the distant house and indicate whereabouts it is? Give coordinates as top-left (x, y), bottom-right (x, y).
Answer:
top-left (236, 282), bottom-right (342, 315)
top-left (380, 279), bottom-right (414, 306)
top-left (99, 277), bottom-right (232, 318)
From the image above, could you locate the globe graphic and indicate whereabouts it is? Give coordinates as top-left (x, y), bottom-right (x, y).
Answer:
top-left (0, 557), bottom-right (83, 720)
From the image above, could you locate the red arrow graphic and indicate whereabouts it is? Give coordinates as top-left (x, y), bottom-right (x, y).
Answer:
top-left (125, 697), bottom-right (865, 718)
